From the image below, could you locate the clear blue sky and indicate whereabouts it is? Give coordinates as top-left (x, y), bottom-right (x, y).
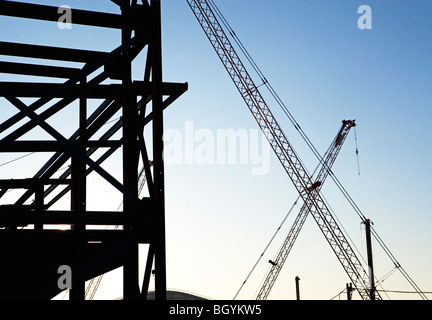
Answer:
top-left (1, 0), bottom-right (431, 300)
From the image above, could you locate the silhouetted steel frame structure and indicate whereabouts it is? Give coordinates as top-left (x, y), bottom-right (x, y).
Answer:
top-left (0, 0), bottom-right (187, 300)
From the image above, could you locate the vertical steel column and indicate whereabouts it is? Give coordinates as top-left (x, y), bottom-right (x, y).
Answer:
top-left (34, 184), bottom-right (44, 230)
top-left (70, 77), bottom-right (87, 300)
top-left (150, 0), bottom-right (167, 300)
top-left (121, 2), bottom-right (140, 300)
top-left (78, 78), bottom-right (87, 213)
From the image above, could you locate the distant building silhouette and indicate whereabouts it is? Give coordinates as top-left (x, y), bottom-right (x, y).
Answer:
top-left (147, 289), bottom-right (210, 300)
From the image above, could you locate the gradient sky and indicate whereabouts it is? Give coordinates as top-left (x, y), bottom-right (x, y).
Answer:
top-left (1, 0), bottom-right (431, 300)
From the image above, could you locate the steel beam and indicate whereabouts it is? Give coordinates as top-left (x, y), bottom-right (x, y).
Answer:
top-left (0, 41), bottom-right (106, 63)
top-left (0, 81), bottom-right (187, 98)
top-left (150, 0), bottom-right (167, 301)
top-left (0, 140), bottom-right (122, 152)
top-left (0, 1), bottom-right (124, 29)
top-left (0, 61), bottom-right (80, 79)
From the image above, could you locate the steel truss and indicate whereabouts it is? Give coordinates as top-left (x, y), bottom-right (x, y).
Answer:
top-left (0, 0), bottom-right (187, 300)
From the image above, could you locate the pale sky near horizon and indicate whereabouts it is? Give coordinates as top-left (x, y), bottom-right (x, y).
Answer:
top-left (1, 0), bottom-right (431, 300)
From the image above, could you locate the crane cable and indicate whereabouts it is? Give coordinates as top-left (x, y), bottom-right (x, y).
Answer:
top-left (208, 0), bottom-right (365, 218)
top-left (207, 0), bottom-right (427, 300)
top-left (354, 126), bottom-right (360, 176)
top-left (0, 152), bottom-right (35, 168)
top-left (233, 136), bottom-right (341, 299)
top-left (233, 136), bottom-right (366, 299)
top-left (232, 197), bottom-right (299, 300)
top-left (208, 0), bottom-right (365, 221)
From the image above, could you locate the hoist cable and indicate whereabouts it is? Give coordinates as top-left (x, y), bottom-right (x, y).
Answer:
top-left (354, 126), bottom-right (360, 175)
top-left (233, 197), bottom-right (299, 300)
top-left (233, 137), bottom-right (337, 299)
top-left (208, 0), bottom-right (365, 220)
top-left (0, 152), bottom-right (35, 168)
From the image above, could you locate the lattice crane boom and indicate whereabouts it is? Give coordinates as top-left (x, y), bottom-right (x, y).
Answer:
top-left (187, 0), bottom-right (380, 300)
top-left (256, 120), bottom-right (356, 300)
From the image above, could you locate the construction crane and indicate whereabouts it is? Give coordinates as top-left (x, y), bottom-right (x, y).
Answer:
top-left (256, 119), bottom-right (356, 300)
top-left (187, 0), bottom-right (380, 300)
top-left (233, 119), bottom-right (355, 300)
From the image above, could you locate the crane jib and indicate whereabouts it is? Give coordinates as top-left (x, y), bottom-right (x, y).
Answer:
top-left (255, 120), bottom-right (356, 300)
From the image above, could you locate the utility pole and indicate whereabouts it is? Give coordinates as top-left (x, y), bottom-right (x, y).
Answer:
top-left (363, 219), bottom-right (376, 300)
top-left (295, 276), bottom-right (300, 300)
top-left (346, 283), bottom-right (353, 300)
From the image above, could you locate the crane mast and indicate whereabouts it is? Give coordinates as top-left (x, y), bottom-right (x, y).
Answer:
top-left (187, 0), bottom-right (380, 300)
top-left (256, 120), bottom-right (355, 300)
